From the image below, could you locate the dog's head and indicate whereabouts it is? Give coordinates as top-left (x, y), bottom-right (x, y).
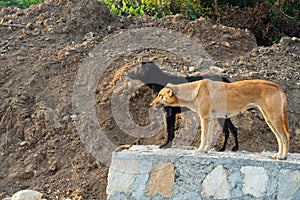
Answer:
top-left (150, 87), bottom-right (179, 109)
top-left (150, 81), bottom-right (201, 109)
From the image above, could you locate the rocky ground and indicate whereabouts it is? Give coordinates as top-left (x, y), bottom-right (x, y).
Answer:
top-left (0, 0), bottom-right (299, 199)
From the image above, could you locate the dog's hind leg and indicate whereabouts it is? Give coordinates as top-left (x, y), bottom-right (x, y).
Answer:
top-left (258, 105), bottom-right (288, 160)
top-left (225, 118), bottom-right (239, 151)
top-left (270, 119), bottom-right (289, 160)
top-left (216, 118), bottom-right (238, 152)
top-left (216, 118), bottom-right (228, 152)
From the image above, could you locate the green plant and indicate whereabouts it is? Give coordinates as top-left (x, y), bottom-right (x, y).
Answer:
top-left (0, 0), bottom-right (44, 9)
top-left (182, 0), bottom-right (212, 20)
top-left (280, 0), bottom-right (300, 20)
top-left (102, 0), bottom-right (212, 19)
top-left (103, 0), bottom-right (170, 17)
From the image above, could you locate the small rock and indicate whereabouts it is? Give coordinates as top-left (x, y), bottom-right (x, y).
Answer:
top-left (188, 66), bottom-right (196, 72)
top-left (221, 41), bottom-right (230, 48)
top-left (89, 52), bottom-right (94, 58)
top-left (62, 115), bottom-right (69, 121)
top-left (210, 66), bottom-right (224, 73)
top-left (84, 32), bottom-right (94, 40)
top-left (295, 128), bottom-right (300, 136)
top-left (26, 23), bottom-right (34, 29)
top-left (279, 37), bottom-right (292, 46)
top-left (70, 114), bottom-right (78, 121)
top-left (249, 71), bottom-right (258, 76)
top-left (20, 141), bottom-right (27, 146)
top-left (11, 190), bottom-right (42, 200)
top-left (108, 25), bottom-right (112, 33)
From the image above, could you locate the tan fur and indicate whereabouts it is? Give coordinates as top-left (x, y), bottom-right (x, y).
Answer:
top-left (151, 79), bottom-right (290, 160)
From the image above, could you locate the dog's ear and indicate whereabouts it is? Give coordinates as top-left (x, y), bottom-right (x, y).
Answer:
top-left (166, 82), bottom-right (200, 101)
top-left (165, 87), bottom-right (174, 97)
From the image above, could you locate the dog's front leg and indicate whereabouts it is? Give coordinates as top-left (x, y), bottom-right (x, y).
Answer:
top-left (160, 107), bottom-right (176, 148)
top-left (195, 116), bottom-right (213, 153)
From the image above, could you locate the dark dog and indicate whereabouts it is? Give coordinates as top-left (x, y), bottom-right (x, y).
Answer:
top-left (128, 61), bottom-right (238, 151)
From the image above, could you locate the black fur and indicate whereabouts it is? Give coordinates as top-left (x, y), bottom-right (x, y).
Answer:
top-left (128, 61), bottom-right (238, 151)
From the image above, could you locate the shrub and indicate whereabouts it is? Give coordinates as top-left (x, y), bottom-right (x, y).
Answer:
top-left (102, 0), bottom-right (212, 19)
top-left (0, 0), bottom-right (44, 9)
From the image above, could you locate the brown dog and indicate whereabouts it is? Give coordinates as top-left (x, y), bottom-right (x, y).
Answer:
top-left (151, 79), bottom-right (290, 160)
top-left (128, 61), bottom-right (238, 151)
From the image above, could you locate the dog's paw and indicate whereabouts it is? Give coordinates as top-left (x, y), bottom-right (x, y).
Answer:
top-left (272, 154), bottom-right (287, 160)
top-left (114, 144), bottom-right (132, 152)
top-left (231, 146), bottom-right (238, 152)
top-left (159, 142), bottom-right (172, 149)
top-left (217, 146), bottom-right (226, 152)
top-left (194, 148), bottom-right (208, 154)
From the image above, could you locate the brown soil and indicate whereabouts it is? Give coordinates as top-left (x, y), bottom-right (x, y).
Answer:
top-left (0, 0), bottom-right (299, 199)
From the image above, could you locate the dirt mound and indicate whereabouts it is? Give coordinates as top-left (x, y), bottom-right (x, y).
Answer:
top-left (216, 3), bottom-right (300, 46)
top-left (0, 0), bottom-right (299, 199)
top-left (0, 0), bottom-right (118, 199)
top-left (154, 15), bottom-right (257, 61)
top-left (1, 0), bottom-right (114, 37)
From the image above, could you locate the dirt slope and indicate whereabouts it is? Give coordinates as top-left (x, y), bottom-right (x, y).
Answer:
top-left (0, 0), bottom-right (299, 199)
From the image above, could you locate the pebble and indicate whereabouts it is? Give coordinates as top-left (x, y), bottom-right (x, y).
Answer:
top-left (296, 128), bottom-right (300, 136)
top-left (210, 66), bottom-right (224, 73)
top-left (11, 190), bottom-right (43, 200)
top-left (20, 141), bottom-right (27, 146)
top-left (188, 66), bottom-right (196, 72)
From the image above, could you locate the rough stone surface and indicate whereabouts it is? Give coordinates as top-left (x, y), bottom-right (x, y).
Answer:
top-left (107, 159), bottom-right (139, 196)
top-left (147, 162), bottom-right (175, 198)
top-left (241, 166), bottom-right (268, 198)
top-left (201, 165), bottom-right (231, 199)
top-left (278, 169), bottom-right (300, 200)
top-left (107, 145), bottom-right (300, 199)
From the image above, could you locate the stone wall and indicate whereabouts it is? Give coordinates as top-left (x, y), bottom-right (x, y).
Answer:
top-left (107, 146), bottom-right (300, 200)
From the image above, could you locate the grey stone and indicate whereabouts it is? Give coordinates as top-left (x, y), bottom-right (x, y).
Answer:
top-left (201, 165), bottom-right (231, 199)
top-left (241, 166), bottom-right (268, 198)
top-left (11, 190), bottom-right (42, 200)
top-left (278, 169), bottom-right (300, 200)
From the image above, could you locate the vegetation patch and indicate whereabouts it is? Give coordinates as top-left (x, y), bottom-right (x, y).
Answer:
top-left (0, 0), bottom-right (44, 9)
top-left (102, 0), bottom-right (213, 19)
top-left (102, 0), bottom-right (300, 46)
